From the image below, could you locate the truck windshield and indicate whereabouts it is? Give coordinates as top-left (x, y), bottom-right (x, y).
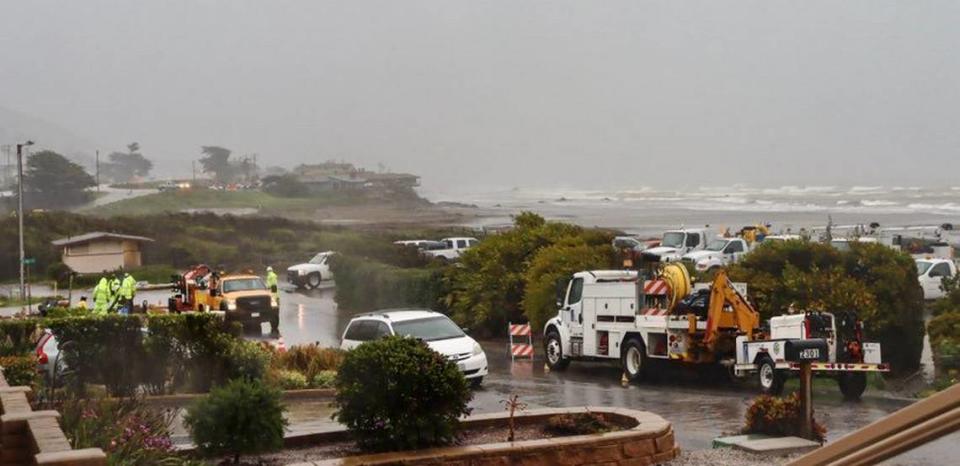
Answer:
top-left (222, 278), bottom-right (267, 293)
top-left (916, 261), bottom-right (933, 276)
top-left (706, 240), bottom-right (728, 251)
top-left (662, 232), bottom-right (685, 248)
top-left (309, 254), bottom-right (327, 264)
top-left (392, 316), bottom-right (465, 341)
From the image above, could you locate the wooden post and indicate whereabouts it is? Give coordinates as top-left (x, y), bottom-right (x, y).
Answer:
top-left (800, 362), bottom-right (813, 440)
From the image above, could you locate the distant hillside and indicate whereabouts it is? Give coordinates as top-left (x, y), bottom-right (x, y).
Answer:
top-left (0, 105), bottom-right (100, 170)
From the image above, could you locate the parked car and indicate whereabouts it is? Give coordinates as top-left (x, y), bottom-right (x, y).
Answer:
top-left (340, 310), bottom-right (488, 386)
top-left (287, 251), bottom-right (336, 289)
top-left (916, 258), bottom-right (958, 300)
top-left (424, 237), bottom-right (479, 261)
top-left (35, 329), bottom-right (64, 385)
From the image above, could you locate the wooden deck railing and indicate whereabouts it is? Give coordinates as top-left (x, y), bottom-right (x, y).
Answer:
top-left (789, 382), bottom-right (960, 465)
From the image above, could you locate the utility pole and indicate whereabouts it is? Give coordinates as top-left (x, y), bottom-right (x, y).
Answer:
top-left (192, 160), bottom-right (197, 184)
top-left (95, 149), bottom-right (100, 191)
top-left (16, 140), bottom-right (34, 307)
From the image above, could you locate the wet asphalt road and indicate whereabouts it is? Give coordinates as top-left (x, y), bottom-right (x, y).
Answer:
top-left (4, 283), bottom-right (957, 463)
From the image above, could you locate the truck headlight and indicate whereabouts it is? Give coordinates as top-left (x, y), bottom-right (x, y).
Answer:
top-left (472, 341), bottom-right (484, 356)
top-left (270, 297), bottom-right (278, 308)
top-left (226, 300), bottom-right (237, 311)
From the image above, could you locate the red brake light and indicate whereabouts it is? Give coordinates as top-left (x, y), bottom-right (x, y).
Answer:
top-left (37, 351), bottom-right (48, 365)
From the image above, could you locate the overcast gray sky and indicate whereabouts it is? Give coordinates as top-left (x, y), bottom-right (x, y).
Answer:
top-left (2, 1), bottom-right (959, 191)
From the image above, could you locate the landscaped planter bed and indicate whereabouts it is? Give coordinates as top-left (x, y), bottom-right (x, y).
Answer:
top-left (190, 407), bottom-right (679, 466)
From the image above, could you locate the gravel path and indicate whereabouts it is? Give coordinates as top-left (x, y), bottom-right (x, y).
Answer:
top-left (668, 448), bottom-right (799, 466)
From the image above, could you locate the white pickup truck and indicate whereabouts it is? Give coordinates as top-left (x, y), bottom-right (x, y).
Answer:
top-left (641, 229), bottom-right (709, 263)
top-left (681, 237), bottom-right (750, 272)
top-left (916, 258), bottom-right (957, 300)
top-left (287, 251), bottom-right (336, 289)
top-left (425, 237), bottom-right (479, 261)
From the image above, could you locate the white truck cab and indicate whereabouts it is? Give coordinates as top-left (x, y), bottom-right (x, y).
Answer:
top-left (425, 237), bottom-right (479, 261)
top-left (642, 229), bottom-right (709, 262)
top-left (287, 251), bottom-right (336, 289)
top-left (682, 237), bottom-right (750, 272)
top-left (916, 258), bottom-right (958, 300)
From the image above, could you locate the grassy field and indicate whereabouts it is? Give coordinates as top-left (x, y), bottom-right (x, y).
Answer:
top-left (86, 189), bottom-right (371, 217)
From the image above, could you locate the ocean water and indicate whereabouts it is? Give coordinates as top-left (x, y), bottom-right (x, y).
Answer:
top-left (425, 185), bottom-right (960, 237)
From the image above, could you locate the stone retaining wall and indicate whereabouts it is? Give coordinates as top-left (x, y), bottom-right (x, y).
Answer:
top-left (291, 407), bottom-right (680, 466)
top-left (0, 367), bottom-right (106, 466)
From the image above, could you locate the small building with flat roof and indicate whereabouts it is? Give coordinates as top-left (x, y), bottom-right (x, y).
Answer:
top-left (51, 232), bottom-right (154, 274)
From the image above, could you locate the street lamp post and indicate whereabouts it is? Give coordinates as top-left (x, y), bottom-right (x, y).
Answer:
top-left (16, 140), bottom-right (33, 309)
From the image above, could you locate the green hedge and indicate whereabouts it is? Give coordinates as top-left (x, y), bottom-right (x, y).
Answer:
top-left (3, 313), bottom-right (260, 395)
top-left (0, 319), bottom-right (44, 356)
top-left (329, 254), bottom-right (444, 311)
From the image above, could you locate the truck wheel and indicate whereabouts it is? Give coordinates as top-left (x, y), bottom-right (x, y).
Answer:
top-left (307, 273), bottom-right (321, 289)
top-left (757, 357), bottom-right (785, 396)
top-left (621, 338), bottom-right (647, 382)
top-left (544, 331), bottom-right (569, 371)
top-left (838, 372), bottom-right (867, 401)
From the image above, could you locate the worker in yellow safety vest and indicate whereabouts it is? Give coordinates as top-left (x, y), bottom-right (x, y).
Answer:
top-left (118, 272), bottom-right (136, 314)
top-left (108, 274), bottom-right (122, 311)
top-left (266, 266), bottom-right (279, 304)
top-left (92, 276), bottom-right (110, 314)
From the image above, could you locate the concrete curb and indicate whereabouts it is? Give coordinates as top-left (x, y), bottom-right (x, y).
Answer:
top-left (134, 388), bottom-right (336, 408)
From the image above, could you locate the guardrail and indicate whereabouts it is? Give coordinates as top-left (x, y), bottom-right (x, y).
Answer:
top-left (789, 382), bottom-right (960, 465)
top-left (0, 368), bottom-right (106, 466)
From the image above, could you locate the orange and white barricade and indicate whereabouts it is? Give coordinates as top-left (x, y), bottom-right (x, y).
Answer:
top-left (508, 322), bottom-right (534, 360)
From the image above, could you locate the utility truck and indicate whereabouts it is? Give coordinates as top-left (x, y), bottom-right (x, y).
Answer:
top-left (641, 228), bottom-right (709, 262)
top-left (543, 267), bottom-right (888, 400)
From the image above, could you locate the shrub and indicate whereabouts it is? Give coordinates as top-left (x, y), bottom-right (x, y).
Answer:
top-left (46, 314), bottom-right (146, 396)
top-left (444, 212), bottom-right (613, 334)
top-left (330, 255), bottom-right (444, 311)
top-left (334, 336), bottom-right (472, 451)
top-left (225, 339), bottom-right (271, 382)
top-left (742, 393), bottom-right (826, 442)
top-left (929, 312), bottom-right (960, 378)
top-left (185, 378), bottom-right (288, 464)
top-left (544, 412), bottom-right (615, 436)
top-left (58, 393), bottom-right (178, 466)
top-left (0, 318), bottom-right (43, 356)
top-left (0, 355), bottom-right (39, 387)
top-left (729, 240), bottom-right (925, 375)
top-left (270, 369), bottom-right (309, 390)
top-left (311, 370), bottom-right (337, 388)
top-left (271, 344), bottom-right (344, 381)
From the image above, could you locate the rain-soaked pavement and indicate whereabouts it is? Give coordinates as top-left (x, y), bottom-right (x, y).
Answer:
top-left (3, 283), bottom-right (957, 463)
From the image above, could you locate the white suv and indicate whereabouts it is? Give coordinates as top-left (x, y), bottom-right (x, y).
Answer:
top-left (340, 310), bottom-right (488, 386)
